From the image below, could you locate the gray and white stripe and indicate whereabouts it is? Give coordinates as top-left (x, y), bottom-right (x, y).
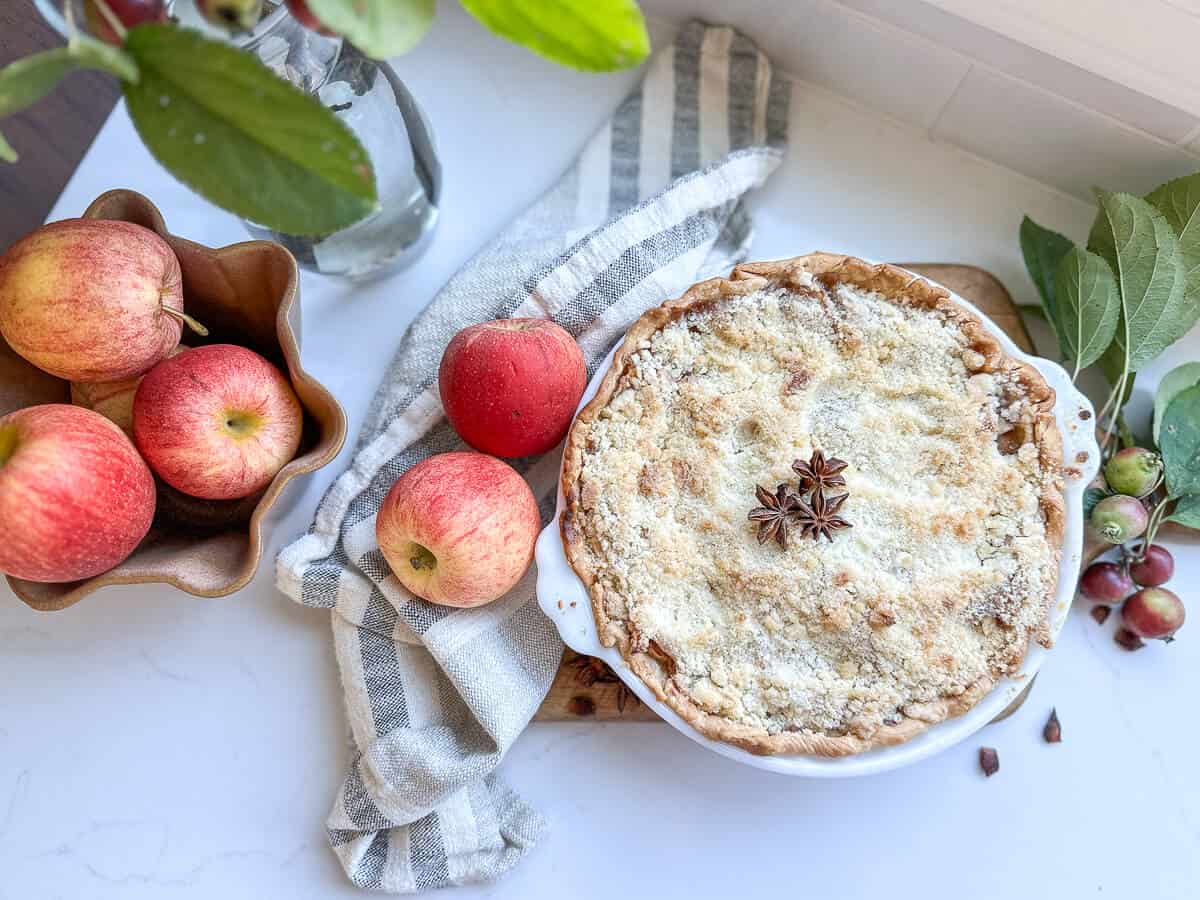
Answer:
top-left (277, 20), bottom-right (789, 893)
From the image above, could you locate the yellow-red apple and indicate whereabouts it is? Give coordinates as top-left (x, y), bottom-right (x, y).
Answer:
top-left (71, 344), bottom-right (188, 435)
top-left (133, 344), bottom-right (302, 500)
top-left (0, 219), bottom-right (194, 382)
top-left (0, 404), bottom-right (155, 582)
top-left (438, 318), bottom-right (586, 457)
top-left (376, 452), bottom-right (540, 607)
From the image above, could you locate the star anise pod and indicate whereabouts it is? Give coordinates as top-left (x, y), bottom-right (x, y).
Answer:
top-left (794, 489), bottom-right (852, 542)
top-left (616, 682), bottom-right (640, 713)
top-left (792, 449), bottom-right (848, 493)
top-left (567, 653), bottom-right (620, 687)
top-left (565, 652), bottom-right (641, 713)
top-left (748, 483), bottom-right (805, 549)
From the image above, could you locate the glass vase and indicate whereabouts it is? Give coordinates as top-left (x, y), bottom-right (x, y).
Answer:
top-left (37, 0), bottom-right (442, 281)
top-left (232, 6), bottom-right (441, 280)
top-left (232, 7), bottom-right (440, 279)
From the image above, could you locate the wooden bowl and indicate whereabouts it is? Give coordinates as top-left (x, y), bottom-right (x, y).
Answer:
top-left (1, 190), bottom-right (347, 611)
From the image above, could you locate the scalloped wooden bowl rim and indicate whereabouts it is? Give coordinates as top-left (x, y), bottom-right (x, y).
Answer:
top-left (4, 189), bottom-right (348, 611)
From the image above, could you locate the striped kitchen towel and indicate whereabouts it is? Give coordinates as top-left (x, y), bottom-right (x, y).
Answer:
top-left (276, 19), bottom-right (789, 893)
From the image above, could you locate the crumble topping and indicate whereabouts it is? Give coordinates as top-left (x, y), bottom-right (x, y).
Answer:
top-left (568, 271), bottom-right (1061, 744)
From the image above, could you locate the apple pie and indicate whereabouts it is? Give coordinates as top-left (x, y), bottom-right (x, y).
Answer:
top-left (560, 254), bottom-right (1064, 756)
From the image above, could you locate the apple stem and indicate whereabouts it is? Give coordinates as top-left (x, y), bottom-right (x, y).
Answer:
top-left (0, 425), bottom-right (17, 468)
top-left (408, 543), bottom-right (438, 573)
top-left (162, 305), bottom-right (210, 337)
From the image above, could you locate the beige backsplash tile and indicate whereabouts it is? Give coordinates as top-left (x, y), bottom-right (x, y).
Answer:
top-left (839, 0), bottom-right (1200, 143)
top-left (643, 0), bottom-right (971, 128)
top-left (931, 67), bottom-right (1200, 200)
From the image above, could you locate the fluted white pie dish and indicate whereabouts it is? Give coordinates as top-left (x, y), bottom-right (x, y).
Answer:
top-left (535, 262), bottom-right (1100, 777)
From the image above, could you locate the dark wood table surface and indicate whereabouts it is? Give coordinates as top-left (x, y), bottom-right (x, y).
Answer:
top-left (0, 0), bottom-right (119, 250)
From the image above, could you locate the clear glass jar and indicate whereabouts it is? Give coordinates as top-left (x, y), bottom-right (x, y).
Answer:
top-left (38, 0), bottom-right (441, 281)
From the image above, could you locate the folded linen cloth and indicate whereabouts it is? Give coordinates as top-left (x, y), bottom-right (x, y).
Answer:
top-left (276, 19), bottom-right (789, 893)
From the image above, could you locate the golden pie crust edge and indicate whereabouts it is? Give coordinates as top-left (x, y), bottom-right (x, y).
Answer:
top-left (560, 254), bottom-right (1065, 757)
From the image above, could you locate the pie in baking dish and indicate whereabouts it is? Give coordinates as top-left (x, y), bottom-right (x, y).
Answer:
top-left (560, 254), bottom-right (1064, 756)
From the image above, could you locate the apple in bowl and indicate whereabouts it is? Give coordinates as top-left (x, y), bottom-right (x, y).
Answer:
top-left (133, 344), bottom-right (303, 500)
top-left (70, 344), bottom-right (188, 435)
top-left (0, 404), bottom-right (155, 583)
top-left (0, 219), bottom-right (202, 382)
top-left (376, 452), bottom-right (541, 607)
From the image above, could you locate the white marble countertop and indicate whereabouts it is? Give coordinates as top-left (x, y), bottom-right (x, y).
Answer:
top-left (2, 7), bottom-right (1198, 899)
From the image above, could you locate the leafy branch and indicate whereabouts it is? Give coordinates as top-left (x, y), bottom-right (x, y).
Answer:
top-left (2, 0), bottom-right (650, 233)
top-left (1021, 175), bottom-right (1200, 538)
top-left (0, 30), bottom-right (136, 161)
top-left (1022, 178), bottom-right (1200, 452)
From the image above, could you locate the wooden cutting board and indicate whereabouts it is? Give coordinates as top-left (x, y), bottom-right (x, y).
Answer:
top-left (534, 263), bottom-right (1036, 722)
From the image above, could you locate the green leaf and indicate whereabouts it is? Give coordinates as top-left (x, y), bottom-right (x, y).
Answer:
top-left (1019, 216), bottom-right (1073, 345)
top-left (1016, 303), bottom-right (1047, 322)
top-left (306, 0), bottom-right (434, 59)
top-left (122, 24), bottom-right (377, 236)
top-left (1089, 190), bottom-right (1188, 372)
top-left (460, 0), bottom-right (651, 71)
top-left (68, 32), bottom-right (139, 82)
top-left (0, 48), bottom-right (77, 118)
top-left (1082, 487), bottom-right (1106, 520)
top-left (1159, 383), bottom-right (1200, 498)
top-left (1146, 173), bottom-right (1200, 341)
top-left (1154, 362), bottom-right (1200, 445)
top-left (0, 41), bottom-right (135, 121)
top-left (1166, 493), bottom-right (1200, 529)
top-left (1053, 246), bottom-right (1120, 374)
top-left (1099, 342), bottom-right (1122, 383)
top-left (0, 41), bottom-right (137, 166)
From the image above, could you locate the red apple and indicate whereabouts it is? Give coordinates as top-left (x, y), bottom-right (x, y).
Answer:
top-left (1078, 562), bottom-right (1134, 604)
top-left (0, 404), bottom-right (155, 582)
top-left (0, 219), bottom-right (195, 382)
top-left (133, 344), bottom-right (303, 500)
top-left (376, 452), bottom-right (540, 607)
top-left (439, 318), bottom-right (586, 458)
top-left (70, 344), bottom-right (188, 435)
top-left (1122, 587), bottom-right (1185, 641)
top-left (1129, 545), bottom-right (1174, 588)
top-left (84, 0), bottom-right (167, 46)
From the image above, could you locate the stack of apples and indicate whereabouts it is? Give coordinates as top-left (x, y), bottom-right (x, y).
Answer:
top-left (0, 218), bottom-right (304, 585)
top-left (376, 320), bottom-right (587, 608)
